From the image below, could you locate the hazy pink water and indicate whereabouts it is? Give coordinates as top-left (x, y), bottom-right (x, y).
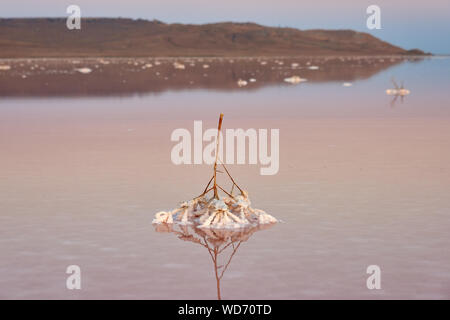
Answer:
top-left (1, 57), bottom-right (450, 299)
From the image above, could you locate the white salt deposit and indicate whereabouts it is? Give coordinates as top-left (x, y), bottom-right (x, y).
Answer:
top-left (75, 68), bottom-right (92, 74)
top-left (153, 192), bottom-right (277, 230)
top-left (386, 89), bottom-right (410, 96)
top-left (152, 211), bottom-right (173, 224)
top-left (0, 65), bottom-right (11, 71)
top-left (284, 76), bottom-right (307, 84)
top-left (173, 62), bottom-right (185, 70)
top-left (237, 79), bottom-right (248, 87)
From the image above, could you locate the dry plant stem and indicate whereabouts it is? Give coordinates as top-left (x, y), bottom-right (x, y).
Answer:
top-left (202, 176), bottom-right (214, 194)
top-left (195, 186), bottom-right (214, 200)
top-left (220, 161), bottom-right (244, 195)
top-left (213, 114), bottom-right (224, 199)
top-left (217, 184), bottom-right (234, 199)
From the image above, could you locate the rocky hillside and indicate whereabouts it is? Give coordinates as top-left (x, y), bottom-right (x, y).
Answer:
top-left (0, 18), bottom-right (426, 58)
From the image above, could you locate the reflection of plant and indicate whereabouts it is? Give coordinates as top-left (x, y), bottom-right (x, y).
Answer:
top-left (153, 114), bottom-right (277, 228)
top-left (154, 223), bottom-right (274, 299)
top-left (386, 77), bottom-right (410, 108)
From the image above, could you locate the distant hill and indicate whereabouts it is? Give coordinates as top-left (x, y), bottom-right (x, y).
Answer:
top-left (0, 18), bottom-right (427, 58)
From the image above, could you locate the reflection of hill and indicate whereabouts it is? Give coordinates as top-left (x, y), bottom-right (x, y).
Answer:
top-left (0, 56), bottom-right (419, 97)
top-left (154, 223), bottom-right (275, 300)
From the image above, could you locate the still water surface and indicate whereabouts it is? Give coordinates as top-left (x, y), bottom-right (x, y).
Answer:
top-left (0, 57), bottom-right (449, 299)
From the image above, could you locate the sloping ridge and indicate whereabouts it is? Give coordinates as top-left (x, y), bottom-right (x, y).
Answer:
top-left (0, 18), bottom-right (426, 58)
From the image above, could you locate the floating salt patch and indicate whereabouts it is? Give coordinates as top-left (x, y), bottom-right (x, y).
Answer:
top-left (0, 65), bottom-right (11, 71)
top-left (203, 64), bottom-right (210, 69)
top-left (237, 79), bottom-right (248, 87)
top-left (99, 59), bottom-right (110, 65)
top-left (71, 60), bottom-right (81, 64)
top-left (342, 82), bottom-right (353, 87)
top-left (144, 63), bottom-right (153, 68)
top-left (21, 75), bottom-right (27, 79)
top-left (260, 61), bottom-right (267, 65)
top-left (154, 61), bottom-right (161, 65)
top-left (284, 76), bottom-right (307, 84)
top-left (249, 78), bottom-right (256, 83)
top-left (308, 65), bottom-right (319, 70)
top-left (291, 63), bottom-right (299, 68)
top-left (173, 62), bottom-right (185, 70)
top-left (75, 68), bottom-right (92, 74)
top-left (386, 88), bottom-right (410, 96)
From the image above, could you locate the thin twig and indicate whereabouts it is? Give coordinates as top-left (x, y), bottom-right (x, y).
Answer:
top-left (194, 186), bottom-right (214, 199)
top-left (219, 160), bottom-right (244, 195)
top-left (202, 176), bottom-right (214, 194)
top-left (217, 184), bottom-right (235, 199)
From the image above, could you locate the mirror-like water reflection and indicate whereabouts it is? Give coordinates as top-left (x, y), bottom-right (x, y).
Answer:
top-left (154, 223), bottom-right (275, 300)
top-left (0, 56), bottom-right (424, 97)
top-left (0, 57), bottom-right (449, 299)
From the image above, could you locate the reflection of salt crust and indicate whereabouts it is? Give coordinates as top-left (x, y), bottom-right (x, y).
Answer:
top-left (153, 192), bottom-right (277, 229)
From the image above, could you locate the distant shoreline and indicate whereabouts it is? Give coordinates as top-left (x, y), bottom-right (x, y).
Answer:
top-left (0, 55), bottom-right (433, 61)
top-left (0, 18), bottom-right (429, 58)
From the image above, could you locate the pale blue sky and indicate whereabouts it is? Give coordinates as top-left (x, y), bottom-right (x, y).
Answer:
top-left (1, 0), bottom-right (449, 54)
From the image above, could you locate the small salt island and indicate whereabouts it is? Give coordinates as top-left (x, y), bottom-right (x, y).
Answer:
top-left (153, 114), bottom-right (278, 229)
